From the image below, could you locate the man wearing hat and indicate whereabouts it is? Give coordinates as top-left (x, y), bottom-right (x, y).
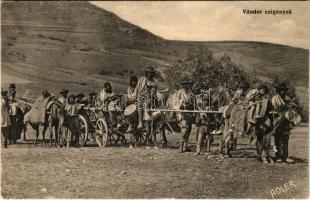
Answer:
top-left (8, 85), bottom-right (19, 144)
top-left (56, 89), bottom-right (69, 145)
top-left (133, 66), bottom-right (158, 129)
top-left (1, 89), bottom-right (11, 148)
top-left (272, 82), bottom-right (295, 163)
top-left (176, 80), bottom-right (195, 153)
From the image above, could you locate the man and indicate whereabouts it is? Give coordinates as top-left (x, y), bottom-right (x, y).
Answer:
top-left (1, 90), bottom-right (11, 148)
top-left (272, 83), bottom-right (295, 163)
top-left (8, 86), bottom-right (19, 144)
top-left (253, 84), bottom-right (274, 163)
top-left (176, 80), bottom-right (195, 153)
top-left (244, 85), bottom-right (262, 143)
top-left (220, 84), bottom-right (247, 157)
top-left (57, 89), bottom-right (69, 146)
top-left (100, 82), bottom-right (119, 128)
top-left (133, 66), bottom-right (158, 129)
top-left (64, 94), bottom-right (83, 147)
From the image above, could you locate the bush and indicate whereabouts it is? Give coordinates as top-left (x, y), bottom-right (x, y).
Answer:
top-left (166, 48), bottom-right (257, 91)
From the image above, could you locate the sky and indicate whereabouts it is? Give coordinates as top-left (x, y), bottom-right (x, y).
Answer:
top-left (90, 1), bottom-right (309, 49)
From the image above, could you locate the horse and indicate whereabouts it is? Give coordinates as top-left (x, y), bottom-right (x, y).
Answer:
top-left (22, 96), bottom-right (63, 146)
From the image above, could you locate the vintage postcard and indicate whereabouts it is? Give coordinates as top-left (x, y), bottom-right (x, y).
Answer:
top-left (1, 1), bottom-right (309, 199)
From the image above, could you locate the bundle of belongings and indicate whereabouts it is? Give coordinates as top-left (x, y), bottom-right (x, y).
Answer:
top-left (24, 90), bottom-right (51, 124)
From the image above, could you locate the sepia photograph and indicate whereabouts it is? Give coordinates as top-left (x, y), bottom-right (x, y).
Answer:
top-left (1, 1), bottom-right (309, 199)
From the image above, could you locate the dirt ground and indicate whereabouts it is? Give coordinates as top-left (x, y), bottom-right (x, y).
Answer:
top-left (1, 124), bottom-right (308, 199)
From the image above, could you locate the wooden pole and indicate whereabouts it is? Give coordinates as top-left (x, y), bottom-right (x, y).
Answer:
top-left (147, 109), bottom-right (223, 114)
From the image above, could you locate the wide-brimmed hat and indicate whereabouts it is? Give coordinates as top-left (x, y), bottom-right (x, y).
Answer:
top-left (59, 89), bottom-right (69, 95)
top-left (145, 66), bottom-right (156, 74)
top-left (275, 83), bottom-right (289, 91)
top-left (180, 80), bottom-right (194, 86)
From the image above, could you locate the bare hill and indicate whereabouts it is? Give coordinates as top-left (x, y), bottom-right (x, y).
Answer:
top-left (1, 1), bottom-right (308, 109)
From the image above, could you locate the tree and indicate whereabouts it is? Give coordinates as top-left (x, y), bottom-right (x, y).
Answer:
top-left (166, 48), bottom-right (256, 92)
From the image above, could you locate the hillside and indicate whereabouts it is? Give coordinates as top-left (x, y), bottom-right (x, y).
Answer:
top-left (1, 1), bottom-right (308, 110)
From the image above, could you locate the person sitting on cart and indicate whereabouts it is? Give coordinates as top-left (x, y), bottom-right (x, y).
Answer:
top-left (133, 66), bottom-right (158, 129)
top-left (127, 75), bottom-right (138, 104)
top-left (99, 82), bottom-right (121, 128)
top-left (126, 75), bottom-right (138, 133)
top-left (64, 94), bottom-right (83, 147)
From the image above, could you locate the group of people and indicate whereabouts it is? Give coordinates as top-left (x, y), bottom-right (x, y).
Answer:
top-left (1, 84), bottom-right (20, 148)
top-left (1, 66), bottom-right (301, 164)
top-left (220, 81), bottom-right (300, 163)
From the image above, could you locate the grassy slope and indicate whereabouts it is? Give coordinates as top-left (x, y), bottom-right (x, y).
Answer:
top-left (1, 1), bottom-right (308, 109)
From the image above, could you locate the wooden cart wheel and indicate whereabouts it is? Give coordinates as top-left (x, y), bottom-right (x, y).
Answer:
top-left (95, 118), bottom-right (109, 147)
top-left (136, 128), bottom-right (147, 145)
top-left (78, 114), bottom-right (88, 147)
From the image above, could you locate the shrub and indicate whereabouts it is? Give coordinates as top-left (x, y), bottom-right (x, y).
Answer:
top-left (166, 47), bottom-right (256, 91)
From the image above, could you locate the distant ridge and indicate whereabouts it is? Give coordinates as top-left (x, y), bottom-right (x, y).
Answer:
top-left (1, 1), bottom-right (308, 111)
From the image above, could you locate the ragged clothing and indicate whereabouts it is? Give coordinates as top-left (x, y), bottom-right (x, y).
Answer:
top-left (271, 94), bottom-right (295, 111)
top-left (127, 86), bottom-right (136, 102)
top-left (134, 77), bottom-right (158, 98)
top-left (24, 96), bottom-right (51, 124)
top-left (1, 97), bottom-right (11, 127)
top-left (64, 104), bottom-right (83, 116)
top-left (245, 89), bottom-right (260, 102)
top-left (9, 100), bottom-right (19, 116)
top-left (99, 90), bottom-right (120, 111)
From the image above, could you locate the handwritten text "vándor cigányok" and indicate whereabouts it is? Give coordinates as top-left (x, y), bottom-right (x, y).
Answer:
top-left (243, 9), bottom-right (292, 15)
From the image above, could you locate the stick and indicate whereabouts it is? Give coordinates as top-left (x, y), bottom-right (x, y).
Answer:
top-left (146, 109), bottom-right (223, 114)
top-left (16, 99), bottom-right (33, 106)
